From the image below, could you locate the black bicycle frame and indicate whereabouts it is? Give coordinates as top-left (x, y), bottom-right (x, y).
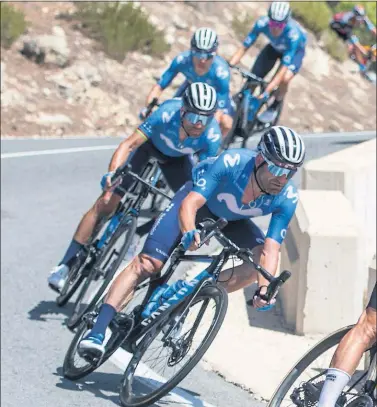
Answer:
top-left (121, 218), bottom-right (291, 351)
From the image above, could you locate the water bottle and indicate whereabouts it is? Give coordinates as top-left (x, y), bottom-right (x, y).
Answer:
top-left (141, 283), bottom-right (169, 318)
top-left (161, 280), bottom-right (187, 300)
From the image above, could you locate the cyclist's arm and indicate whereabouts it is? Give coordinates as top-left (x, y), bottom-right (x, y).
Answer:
top-left (229, 18), bottom-right (264, 66)
top-left (152, 55), bottom-right (183, 104)
top-left (364, 16), bottom-right (377, 35)
top-left (260, 194), bottom-right (298, 285)
top-left (145, 84), bottom-right (163, 106)
top-left (179, 192), bottom-right (207, 234)
top-left (229, 45), bottom-right (248, 66)
top-left (258, 238), bottom-right (281, 288)
top-left (108, 130), bottom-right (147, 172)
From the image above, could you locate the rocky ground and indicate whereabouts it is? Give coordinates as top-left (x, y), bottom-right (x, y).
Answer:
top-left (1, 1), bottom-right (376, 138)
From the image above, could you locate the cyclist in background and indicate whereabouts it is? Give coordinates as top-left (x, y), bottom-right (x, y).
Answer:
top-left (140, 27), bottom-right (234, 139)
top-left (317, 283), bottom-right (376, 407)
top-left (229, 1), bottom-right (307, 124)
top-left (330, 4), bottom-right (377, 74)
top-left (47, 83), bottom-right (222, 292)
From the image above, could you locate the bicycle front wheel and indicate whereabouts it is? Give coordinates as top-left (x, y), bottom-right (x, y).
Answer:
top-left (119, 283), bottom-right (228, 407)
top-left (66, 216), bottom-right (137, 330)
top-left (268, 325), bottom-right (375, 407)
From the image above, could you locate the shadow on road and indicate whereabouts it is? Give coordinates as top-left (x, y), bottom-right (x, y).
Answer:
top-left (28, 300), bottom-right (74, 324)
top-left (54, 367), bottom-right (205, 406)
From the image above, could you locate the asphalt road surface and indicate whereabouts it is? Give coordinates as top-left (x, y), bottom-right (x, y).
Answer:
top-left (1, 131), bottom-right (375, 407)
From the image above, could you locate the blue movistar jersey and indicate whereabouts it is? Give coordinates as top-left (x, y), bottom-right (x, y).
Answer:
top-left (157, 51), bottom-right (231, 111)
top-left (192, 149), bottom-right (299, 244)
top-left (138, 98), bottom-right (221, 160)
top-left (243, 16), bottom-right (307, 66)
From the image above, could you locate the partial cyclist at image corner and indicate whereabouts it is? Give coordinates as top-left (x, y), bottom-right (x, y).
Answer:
top-left (77, 125), bottom-right (306, 358)
top-left (47, 82), bottom-right (222, 292)
top-left (229, 1), bottom-right (307, 125)
top-left (317, 282), bottom-right (376, 407)
top-left (330, 4), bottom-right (377, 75)
top-left (140, 27), bottom-right (234, 139)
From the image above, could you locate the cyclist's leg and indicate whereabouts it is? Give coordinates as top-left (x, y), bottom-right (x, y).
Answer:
top-left (268, 48), bottom-right (305, 114)
top-left (79, 182), bottom-right (194, 351)
top-left (318, 283), bottom-right (377, 407)
top-left (173, 80), bottom-right (190, 98)
top-left (217, 219), bottom-right (266, 293)
top-left (159, 154), bottom-right (194, 193)
top-left (249, 44), bottom-right (281, 93)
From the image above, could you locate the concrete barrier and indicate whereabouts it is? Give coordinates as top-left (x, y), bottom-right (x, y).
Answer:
top-left (302, 139), bottom-right (376, 303)
top-left (280, 189), bottom-right (361, 334)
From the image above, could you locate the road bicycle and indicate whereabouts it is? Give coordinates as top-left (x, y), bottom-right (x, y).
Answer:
top-left (56, 161), bottom-right (171, 330)
top-left (63, 217), bottom-right (292, 407)
top-left (221, 65), bottom-right (283, 150)
top-left (268, 325), bottom-right (377, 406)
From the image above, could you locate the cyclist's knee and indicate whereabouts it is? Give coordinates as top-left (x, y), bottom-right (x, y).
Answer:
top-left (282, 71), bottom-right (294, 86)
top-left (95, 193), bottom-right (121, 216)
top-left (137, 253), bottom-right (163, 280)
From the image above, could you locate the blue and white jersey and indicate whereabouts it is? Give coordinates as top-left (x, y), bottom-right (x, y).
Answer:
top-left (192, 149), bottom-right (299, 244)
top-left (138, 98), bottom-right (222, 160)
top-left (157, 51), bottom-right (231, 111)
top-left (243, 16), bottom-right (307, 66)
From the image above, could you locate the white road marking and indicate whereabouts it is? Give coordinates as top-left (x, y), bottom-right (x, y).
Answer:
top-left (110, 347), bottom-right (216, 407)
top-left (0, 145), bottom-right (118, 159)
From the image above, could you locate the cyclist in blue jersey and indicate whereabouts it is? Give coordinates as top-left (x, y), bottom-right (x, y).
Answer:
top-left (78, 126), bottom-right (306, 357)
top-left (140, 27), bottom-right (234, 138)
top-left (229, 1), bottom-right (307, 123)
top-left (48, 83), bottom-right (222, 291)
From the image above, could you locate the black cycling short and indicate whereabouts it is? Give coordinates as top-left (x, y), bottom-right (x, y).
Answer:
top-left (329, 22), bottom-right (352, 42)
top-left (367, 282), bottom-right (377, 310)
top-left (250, 43), bottom-right (283, 79)
top-left (114, 141), bottom-right (193, 197)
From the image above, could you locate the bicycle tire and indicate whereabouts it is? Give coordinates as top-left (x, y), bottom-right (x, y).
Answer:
top-left (55, 257), bottom-right (87, 307)
top-left (119, 283), bottom-right (228, 407)
top-left (66, 216), bottom-right (137, 330)
top-left (63, 316), bottom-right (134, 381)
top-left (56, 218), bottom-right (108, 307)
top-left (268, 325), bottom-right (354, 406)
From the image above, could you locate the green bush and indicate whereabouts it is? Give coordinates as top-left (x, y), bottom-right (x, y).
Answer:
top-left (75, 2), bottom-right (170, 61)
top-left (0, 2), bottom-right (27, 49)
top-left (291, 2), bottom-right (332, 37)
top-left (321, 29), bottom-right (348, 61)
top-left (231, 12), bottom-right (255, 41)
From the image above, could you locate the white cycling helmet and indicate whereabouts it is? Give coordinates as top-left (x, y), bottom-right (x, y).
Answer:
top-left (182, 82), bottom-right (217, 115)
top-left (258, 126), bottom-right (305, 169)
top-left (191, 27), bottom-right (219, 53)
top-left (268, 1), bottom-right (291, 23)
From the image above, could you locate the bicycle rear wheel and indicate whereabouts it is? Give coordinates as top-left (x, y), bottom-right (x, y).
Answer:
top-left (66, 216), bottom-right (137, 330)
top-left (119, 283), bottom-right (228, 407)
top-left (268, 325), bottom-right (376, 407)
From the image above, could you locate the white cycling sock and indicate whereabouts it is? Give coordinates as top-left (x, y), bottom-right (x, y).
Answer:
top-left (318, 368), bottom-right (351, 407)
